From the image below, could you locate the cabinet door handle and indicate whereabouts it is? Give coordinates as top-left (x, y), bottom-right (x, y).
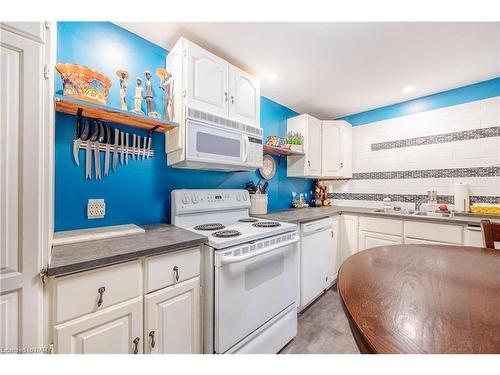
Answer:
top-left (133, 337), bottom-right (140, 354)
top-left (97, 286), bottom-right (106, 307)
top-left (230, 95), bottom-right (234, 104)
top-left (331, 230), bottom-right (334, 238)
top-left (308, 160), bottom-right (311, 167)
top-left (173, 266), bottom-right (180, 282)
top-left (149, 330), bottom-right (156, 348)
top-left (224, 92), bottom-right (228, 102)
top-left (340, 162), bottom-right (344, 168)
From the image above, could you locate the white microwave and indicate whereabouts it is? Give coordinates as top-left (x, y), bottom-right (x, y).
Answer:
top-left (180, 118), bottom-right (263, 171)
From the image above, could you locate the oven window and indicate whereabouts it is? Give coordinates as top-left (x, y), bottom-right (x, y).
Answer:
top-left (196, 132), bottom-right (240, 157)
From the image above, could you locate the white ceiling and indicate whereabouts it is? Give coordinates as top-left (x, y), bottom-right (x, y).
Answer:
top-left (117, 22), bottom-right (500, 119)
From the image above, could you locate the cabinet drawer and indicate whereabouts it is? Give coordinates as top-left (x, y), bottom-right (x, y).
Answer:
top-left (145, 247), bottom-right (201, 293)
top-left (405, 221), bottom-right (463, 244)
top-left (53, 260), bottom-right (142, 324)
top-left (359, 216), bottom-right (403, 236)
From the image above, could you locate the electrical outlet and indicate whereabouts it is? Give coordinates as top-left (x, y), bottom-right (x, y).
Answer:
top-left (87, 199), bottom-right (105, 219)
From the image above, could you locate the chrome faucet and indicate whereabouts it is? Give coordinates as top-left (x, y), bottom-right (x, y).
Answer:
top-left (414, 196), bottom-right (426, 211)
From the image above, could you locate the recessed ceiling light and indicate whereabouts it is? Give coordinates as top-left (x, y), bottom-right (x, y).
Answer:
top-left (402, 85), bottom-right (416, 94)
top-left (267, 73), bottom-right (277, 81)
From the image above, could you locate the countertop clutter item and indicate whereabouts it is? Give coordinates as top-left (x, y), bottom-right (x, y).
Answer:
top-left (470, 203), bottom-right (500, 215)
top-left (383, 197), bottom-right (392, 212)
top-left (292, 192), bottom-right (309, 208)
top-left (259, 154), bottom-right (276, 179)
top-left (249, 193), bottom-right (268, 215)
top-left (171, 189), bottom-right (298, 354)
top-left (56, 63), bottom-right (112, 105)
top-left (454, 182), bottom-right (470, 212)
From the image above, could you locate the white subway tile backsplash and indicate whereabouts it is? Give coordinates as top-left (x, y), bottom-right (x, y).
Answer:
top-left (337, 96), bottom-right (500, 206)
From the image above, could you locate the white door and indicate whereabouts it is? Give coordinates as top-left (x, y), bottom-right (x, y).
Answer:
top-left (321, 121), bottom-right (341, 177)
top-left (340, 215), bottom-right (358, 264)
top-left (228, 65), bottom-right (260, 127)
top-left (306, 116), bottom-right (322, 176)
top-left (186, 41), bottom-right (228, 118)
top-left (144, 277), bottom-right (201, 354)
top-left (359, 231), bottom-right (403, 251)
top-left (1, 25), bottom-right (46, 353)
top-left (54, 297), bottom-right (143, 354)
top-left (331, 218), bottom-right (340, 281)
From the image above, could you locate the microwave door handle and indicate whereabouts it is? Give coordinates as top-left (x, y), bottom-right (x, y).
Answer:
top-left (242, 135), bottom-right (249, 162)
top-left (219, 236), bottom-right (299, 265)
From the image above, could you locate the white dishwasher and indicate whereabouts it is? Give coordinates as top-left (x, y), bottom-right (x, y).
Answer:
top-left (299, 217), bottom-right (335, 309)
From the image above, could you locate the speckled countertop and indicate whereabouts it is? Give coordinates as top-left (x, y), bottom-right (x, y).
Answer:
top-left (49, 224), bottom-right (207, 277)
top-left (253, 205), bottom-right (500, 226)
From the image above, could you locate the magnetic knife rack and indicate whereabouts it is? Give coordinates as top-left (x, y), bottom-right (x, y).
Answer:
top-left (75, 140), bottom-right (155, 157)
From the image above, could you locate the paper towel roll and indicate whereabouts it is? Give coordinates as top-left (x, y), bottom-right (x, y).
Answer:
top-left (454, 182), bottom-right (470, 212)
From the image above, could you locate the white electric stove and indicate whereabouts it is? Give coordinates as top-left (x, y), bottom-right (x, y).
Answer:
top-left (172, 189), bottom-right (299, 354)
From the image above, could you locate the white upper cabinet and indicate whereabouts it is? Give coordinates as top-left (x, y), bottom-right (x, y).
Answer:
top-left (287, 114), bottom-right (322, 178)
top-left (168, 37), bottom-right (260, 128)
top-left (228, 65), bottom-right (260, 127)
top-left (321, 120), bottom-right (352, 178)
top-left (287, 116), bottom-right (352, 179)
top-left (186, 40), bottom-right (229, 118)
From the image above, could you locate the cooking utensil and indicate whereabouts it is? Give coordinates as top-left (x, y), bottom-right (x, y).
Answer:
top-left (142, 136), bottom-right (147, 159)
top-left (261, 181), bottom-right (269, 194)
top-left (125, 132), bottom-right (129, 165)
top-left (113, 128), bottom-right (120, 172)
top-left (95, 121), bottom-right (105, 179)
top-left (88, 121), bottom-right (99, 179)
top-left (132, 134), bottom-right (137, 160)
top-left (72, 108), bottom-right (83, 165)
top-left (120, 131), bottom-right (125, 164)
top-left (80, 120), bottom-right (91, 179)
top-left (104, 125), bottom-right (112, 176)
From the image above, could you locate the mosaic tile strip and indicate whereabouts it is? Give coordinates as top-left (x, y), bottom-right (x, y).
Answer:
top-left (350, 166), bottom-right (500, 180)
top-left (371, 126), bottom-right (500, 151)
top-left (327, 193), bottom-right (500, 205)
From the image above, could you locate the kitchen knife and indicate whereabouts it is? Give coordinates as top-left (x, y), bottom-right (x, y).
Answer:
top-left (104, 125), bottom-right (112, 176)
top-left (146, 136), bottom-right (152, 159)
top-left (113, 129), bottom-right (119, 172)
top-left (80, 120), bottom-right (91, 179)
top-left (142, 136), bottom-right (147, 159)
top-left (72, 108), bottom-right (83, 165)
top-left (125, 132), bottom-right (129, 165)
top-left (88, 121), bottom-right (99, 179)
top-left (132, 134), bottom-right (137, 160)
top-left (120, 131), bottom-right (125, 164)
top-left (95, 121), bottom-right (105, 179)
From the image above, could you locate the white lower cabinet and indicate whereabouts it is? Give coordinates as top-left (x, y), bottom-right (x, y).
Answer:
top-left (464, 225), bottom-right (484, 247)
top-left (340, 215), bottom-right (358, 264)
top-left (51, 246), bottom-right (202, 354)
top-left (404, 237), bottom-right (455, 245)
top-left (331, 217), bottom-right (341, 281)
top-left (144, 277), bottom-right (201, 354)
top-left (359, 231), bottom-right (403, 250)
top-left (54, 297), bottom-right (143, 354)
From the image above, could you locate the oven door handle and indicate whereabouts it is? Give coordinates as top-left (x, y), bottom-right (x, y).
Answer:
top-left (219, 236), bottom-right (299, 265)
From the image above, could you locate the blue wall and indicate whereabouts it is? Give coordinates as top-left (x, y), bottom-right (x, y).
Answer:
top-left (341, 77), bottom-right (500, 126)
top-left (55, 22), bottom-right (313, 231)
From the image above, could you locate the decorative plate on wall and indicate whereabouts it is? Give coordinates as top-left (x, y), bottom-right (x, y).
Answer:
top-left (259, 155), bottom-right (276, 180)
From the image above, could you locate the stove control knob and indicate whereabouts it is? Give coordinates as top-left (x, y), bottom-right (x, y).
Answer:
top-left (182, 196), bottom-right (189, 204)
top-left (242, 194), bottom-right (248, 201)
top-left (191, 195), bottom-right (198, 204)
top-left (236, 193), bottom-right (241, 201)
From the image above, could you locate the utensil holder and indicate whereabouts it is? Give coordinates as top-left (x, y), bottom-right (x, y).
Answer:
top-left (250, 194), bottom-right (268, 215)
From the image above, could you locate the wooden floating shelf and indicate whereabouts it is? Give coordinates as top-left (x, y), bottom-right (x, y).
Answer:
top-left (54, 94), bottom-right (179, 132)
top-left (263, 144), bottom-right (305, 156)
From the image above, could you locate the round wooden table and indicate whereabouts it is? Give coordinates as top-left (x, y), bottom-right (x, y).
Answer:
top-left (337, 244), bottom-right (500, 354)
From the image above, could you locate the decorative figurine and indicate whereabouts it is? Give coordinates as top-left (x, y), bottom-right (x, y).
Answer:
top-left (116, 69), bottom-right (129, 111)
top-left (144, 70), bottom-right (160, 119)
top-left (156, 68), bottom-right (174, 121)
top-left (132, 77), bottom-right (144, 114)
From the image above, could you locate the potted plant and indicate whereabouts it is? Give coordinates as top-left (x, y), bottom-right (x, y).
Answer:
top-left (285, 131), bottom-right (304, 152)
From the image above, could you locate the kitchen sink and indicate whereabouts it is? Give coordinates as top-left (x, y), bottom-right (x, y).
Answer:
top-left (371, 209), bottom-right (452, 217)
top-left (413, 211), bottom-right (450, 217)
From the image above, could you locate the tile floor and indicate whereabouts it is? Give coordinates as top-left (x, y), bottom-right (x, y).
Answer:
top-left (280, 287), bottom-right (360, 354)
